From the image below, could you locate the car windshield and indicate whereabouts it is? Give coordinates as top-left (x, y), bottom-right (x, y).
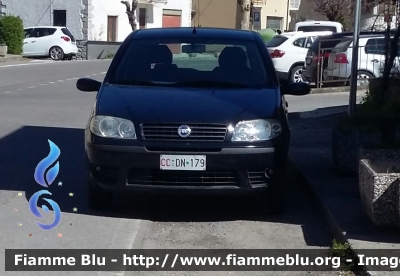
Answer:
top-left (108, 38), bottom-right (271, 89)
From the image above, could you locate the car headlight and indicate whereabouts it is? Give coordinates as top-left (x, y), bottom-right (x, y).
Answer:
top-left (90, 116), bottom-right (136, 139)
top-left (231, 119), bottom-right (282, 141)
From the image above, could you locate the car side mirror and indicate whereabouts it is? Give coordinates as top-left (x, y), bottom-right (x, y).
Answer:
top-left (76, 78), bottom-right (101, 92)
top-left (281, 82), bottom-right (310, 96)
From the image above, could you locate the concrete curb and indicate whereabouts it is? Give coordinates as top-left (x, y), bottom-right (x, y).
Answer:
top-left (289, 156), bottom-right (372, 275)
top-left (310, 86), bottom-right (368, 94)
top-left (0, 55), bottom-right (22, 63)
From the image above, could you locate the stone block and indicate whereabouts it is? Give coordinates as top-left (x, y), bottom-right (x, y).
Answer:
top-left (359, 159), bottom-right (400, 226)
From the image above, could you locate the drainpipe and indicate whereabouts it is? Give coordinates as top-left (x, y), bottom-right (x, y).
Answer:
top-left (50, 0), bottom-right (53, 25)
top-left (286, 0), bottom-right (290, 31)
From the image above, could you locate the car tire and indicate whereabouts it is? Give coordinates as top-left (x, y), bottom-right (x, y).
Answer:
top-left (290, 65), bottom-right (305, 83)
top-left (49, 46), bottom-right (64, 61)
top-left (88, 179), bottom-right (113, 209)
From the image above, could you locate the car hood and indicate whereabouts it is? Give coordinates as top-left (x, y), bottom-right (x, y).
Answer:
top-left (96, 85), bottom-right (279, 123)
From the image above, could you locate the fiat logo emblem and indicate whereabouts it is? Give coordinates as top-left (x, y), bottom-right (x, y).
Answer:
top-left (177, 125), bottom-right (191, 138)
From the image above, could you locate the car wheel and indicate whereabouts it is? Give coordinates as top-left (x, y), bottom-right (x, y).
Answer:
top-left (88, 179), bottom-right (113, 209)
top-left (290, 65), bottom-right (305, 83)
top-left (49, 46), bottom-right (64, 61)
top-left (356, 71), bottom-right (373, 87)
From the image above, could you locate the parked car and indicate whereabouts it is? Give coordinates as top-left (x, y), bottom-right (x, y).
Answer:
top-left (265, 31), bottom-right (332, 83)
top-left (294, 21), bottom-right (344, 33)
top-left (23, 26), bottom-right (78, 60)
top-left (76, 27), bottom-right (310, 214)
top-left (323, 34), bottom-right (397, 86)
top-left (302, 31), bottom-right (388, 85)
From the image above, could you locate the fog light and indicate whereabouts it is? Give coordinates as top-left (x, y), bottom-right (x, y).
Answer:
top-left (264, 168), bottom-right (273, 178)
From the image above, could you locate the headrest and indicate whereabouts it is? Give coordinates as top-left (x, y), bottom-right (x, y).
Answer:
top-left (218, 47), bottom-right (247, 68)
top-left (149, 44), bottom-right (173, 64)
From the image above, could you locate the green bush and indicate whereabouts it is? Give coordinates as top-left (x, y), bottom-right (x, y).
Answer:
top-left (0, 15), bottom-right (24, 54)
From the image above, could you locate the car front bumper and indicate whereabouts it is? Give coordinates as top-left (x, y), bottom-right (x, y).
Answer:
top-left (86, 141), bottom-right (287, 195)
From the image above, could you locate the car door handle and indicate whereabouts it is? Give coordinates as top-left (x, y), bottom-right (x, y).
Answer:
top-left (31, 41), bottom-right (36, 43)
top-left (371, 59), bottom-right (379, 63)
top-left (23, 42), bottom-right (27, 44)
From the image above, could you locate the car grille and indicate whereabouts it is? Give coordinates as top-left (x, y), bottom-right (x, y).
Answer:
top-left (127, 169), bottom-right (238, 186)
top-left (247, 170), bottom-right (268, 185)
top-left (141, 123), bottom-right (228, 142)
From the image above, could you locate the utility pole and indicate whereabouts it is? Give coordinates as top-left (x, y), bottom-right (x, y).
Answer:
top-left (348, 0), bottom-right (362, 115)
top-left (239, 0), bottom-right (251, 30)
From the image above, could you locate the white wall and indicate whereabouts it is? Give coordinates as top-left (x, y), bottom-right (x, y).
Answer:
top-left (91, 0), bottom-right (192, 42)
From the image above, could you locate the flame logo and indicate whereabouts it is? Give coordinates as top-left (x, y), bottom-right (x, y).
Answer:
top-left (34, 140), bottom-right (60, 187)
top-left (28, 190), bottom-right (62, 230)
top-left (28, 139), bottom-right (62, 231)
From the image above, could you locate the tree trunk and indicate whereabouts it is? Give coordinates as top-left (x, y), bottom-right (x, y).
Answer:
top-left (121, 0), bottom-right (139, 31)
top-left (381, 24), bottom-right (400, 101)
top-left (240, 0), bottom-right (251, 30)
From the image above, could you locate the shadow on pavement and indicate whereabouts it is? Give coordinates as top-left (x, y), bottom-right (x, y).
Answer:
top-left (289, 107), bottom-right (400, 246)
top-left (0, 125), bottom-right (332, 247)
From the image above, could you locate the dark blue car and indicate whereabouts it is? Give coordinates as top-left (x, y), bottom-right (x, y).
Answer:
top-left (76, 27), bottom-right (310, 214)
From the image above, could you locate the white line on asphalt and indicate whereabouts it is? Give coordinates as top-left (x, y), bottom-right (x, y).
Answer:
top-left (39, 84), bottom-right (46, 86)
top-left (49, 82), bottom-right (55, 84)
top-left (17, 88), bottom-right (22, 91)
top-left (57, 80), bottom-right (64, 82)
top-left (4, 91), bottom-right (10, 93)
top-left (92, 74), bottom-right (97, 76)
top-left (101, 72), bottom-right (106, 74)
top-left (28, 86), bottom-right (36, 89)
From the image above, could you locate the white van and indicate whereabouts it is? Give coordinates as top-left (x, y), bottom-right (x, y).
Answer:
top-left (294, 21), bottom-right (344, 33)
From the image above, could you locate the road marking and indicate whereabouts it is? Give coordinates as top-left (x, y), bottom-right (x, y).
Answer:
top-left (17, 88), bottom-right (22, 91)
top-left (4, 91), bottom-right (10, 93)
top-left (92, 74), bottom-right (97, 76)
top-left (57, 80), bottom-right (64, 82)
top-left (28, 86), bottom-right (36, 89)
top-left (49, 82), bottom-right (56, 84)
top-left (39, 84), bottom-right (46, 86)
top-left (101, 72), bottom-right (106, 74)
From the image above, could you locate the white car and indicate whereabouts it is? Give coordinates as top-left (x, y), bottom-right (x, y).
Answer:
top-left (323, 34), bottom-right (398, 86)
top-left (265, 31), bottom-right (332, 83)
top-left (294, 21), bottom-right (344, 33)
top-left (23, 26), bottom-right (78, 60)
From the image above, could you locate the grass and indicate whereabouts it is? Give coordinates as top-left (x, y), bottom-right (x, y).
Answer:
top-left (102, 53), bottom-right (115, 59)
top-left (328, 239), bottom-right (365, 274)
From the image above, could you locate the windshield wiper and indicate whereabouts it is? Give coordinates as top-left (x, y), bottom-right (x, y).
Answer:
top-left (173, 80), bottom-right (257, 89)
top-left (110, 80), bottom-right (172, 86)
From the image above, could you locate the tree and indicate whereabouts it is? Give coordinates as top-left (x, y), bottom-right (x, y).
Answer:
top-left (121, 0), bottom-right (139, 31)
top-left (314, 0), bottom-right (381, 29)
top-left (237, 0), bottom-right (251, 30)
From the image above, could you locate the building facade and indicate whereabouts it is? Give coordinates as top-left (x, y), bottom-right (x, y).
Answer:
top-left (1, 0), bottom-right (191, 41)
top-left (191, 0), bottom-right (292, 31)
top-left (91, 0), bottom-right (192, 42)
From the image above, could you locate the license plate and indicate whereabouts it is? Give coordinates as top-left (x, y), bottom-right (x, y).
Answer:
top-left (160, 155), bottom-right (206, 171)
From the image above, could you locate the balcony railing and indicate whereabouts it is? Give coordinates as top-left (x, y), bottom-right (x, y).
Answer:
top-left (253, 0), bottom-right (266, 6)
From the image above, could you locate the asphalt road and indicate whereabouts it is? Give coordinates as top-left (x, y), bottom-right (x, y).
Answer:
top-left (0, 59), bottom-right (348, 276)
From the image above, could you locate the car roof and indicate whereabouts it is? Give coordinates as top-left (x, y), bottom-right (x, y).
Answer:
top-left (25, 26), bottom-right (65, 29)
top-left (132, 27), bottom-right (257, 41)
top-left (295, 21), bottom-right (343, 27)
top-left (281, 31), bottom-right (332, 38)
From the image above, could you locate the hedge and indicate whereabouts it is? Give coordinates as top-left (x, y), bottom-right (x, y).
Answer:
top-left (0, 15), bottom-right (24, 55)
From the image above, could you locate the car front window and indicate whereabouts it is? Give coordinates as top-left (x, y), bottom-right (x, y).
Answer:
top-left (109, 38), bottom-right (271, 89)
